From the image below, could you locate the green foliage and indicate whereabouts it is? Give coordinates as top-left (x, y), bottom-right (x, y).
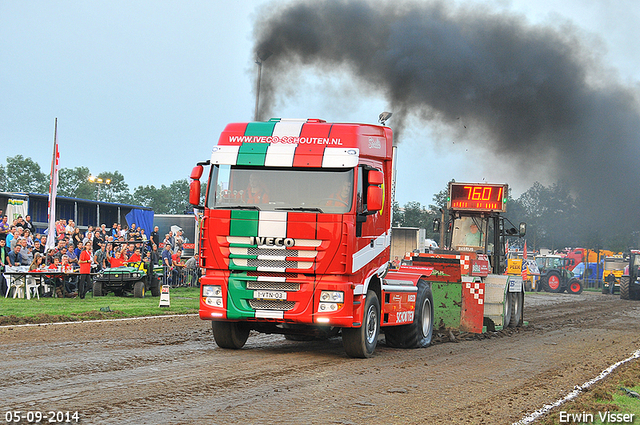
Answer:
top-left (2, 155), bottom-right (49, 193)
top-left (58, 166), bottom-right (95, 199)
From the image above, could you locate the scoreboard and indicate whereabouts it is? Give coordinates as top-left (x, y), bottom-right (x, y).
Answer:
top-left (447, 182), bottom-right (508, 213)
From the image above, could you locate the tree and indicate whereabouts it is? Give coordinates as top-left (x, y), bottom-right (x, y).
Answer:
top-left (133, 184), bottom-right (173, 214)
top-left (2, 155), bottom-right (49, 193)
top-left (166, 179), bottom-right (191, 214)
top-left (58, 166), bottom-right (94, 199)
top-left (96, 171), bottom-right (132, 204)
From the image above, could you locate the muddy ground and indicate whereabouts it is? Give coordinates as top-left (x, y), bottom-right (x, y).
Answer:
top-left (1, 291), bottom-right (639, 425)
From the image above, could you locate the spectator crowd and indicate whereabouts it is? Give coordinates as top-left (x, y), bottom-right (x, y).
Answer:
top-left (0, 211), bottom-right (198, 298)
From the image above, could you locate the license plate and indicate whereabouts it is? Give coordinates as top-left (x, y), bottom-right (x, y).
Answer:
top-left (253, 290), bottom-right (287, 300)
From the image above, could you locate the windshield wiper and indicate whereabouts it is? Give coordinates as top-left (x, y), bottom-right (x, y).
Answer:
top-left (215, 205), bottom-right (260, 210)
top-left (275, 207), bottom-right (324, 213)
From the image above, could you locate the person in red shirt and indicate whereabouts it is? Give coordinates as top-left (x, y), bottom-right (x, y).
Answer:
top-left (110, 249), bottom-right (125, 267)
top-left (127, 248), bottom-right (142, 264)
top-left (78, 241), bottom-right (92, 299)
top-left (325, 180), bottom-right (352, 208)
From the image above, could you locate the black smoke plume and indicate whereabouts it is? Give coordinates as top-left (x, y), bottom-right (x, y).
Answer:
top-left (253, 0), bottom-right (640, 238)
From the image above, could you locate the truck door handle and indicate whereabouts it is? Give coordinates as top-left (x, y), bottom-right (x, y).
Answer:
top-left (370, 239), bottom-right (375, 248)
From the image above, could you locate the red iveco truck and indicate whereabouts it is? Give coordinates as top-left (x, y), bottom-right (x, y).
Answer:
top-left (189, 118), bottom-right (524, 357)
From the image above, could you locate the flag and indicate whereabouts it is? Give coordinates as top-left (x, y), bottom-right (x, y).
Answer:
top-left (521, 240), bottom-right (529, 280)
top-left (45, 119), bottom-right (60, 252)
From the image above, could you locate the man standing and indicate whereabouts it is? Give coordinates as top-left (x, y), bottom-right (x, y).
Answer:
top-left (78, 241), bottom-right (93, 299)
top-left (150, 226), bottom-right (160, 247)
top-left (162, 243), bottom-right (173, 285)
top-left (0, 215), bottom-right (9, 241)
top-left (23, 215), bottom-right (35, 233)
top-left (0, 239), bottom-right (8, 295)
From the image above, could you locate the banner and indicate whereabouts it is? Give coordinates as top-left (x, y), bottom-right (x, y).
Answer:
top-left (45, 119), bottom-right (60, 252)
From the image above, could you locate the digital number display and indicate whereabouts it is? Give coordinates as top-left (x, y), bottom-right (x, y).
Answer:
top-left (448, 183), bottom-right (508, 212)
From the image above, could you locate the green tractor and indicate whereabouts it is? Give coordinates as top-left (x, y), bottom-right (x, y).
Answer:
top-left (534, 255), bottom-right (583, 294)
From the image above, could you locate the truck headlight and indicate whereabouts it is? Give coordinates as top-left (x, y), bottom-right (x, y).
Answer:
top-left (203, 285), bottom-right (224, 307)
top-left (320, 291), bottom-right (344, 303)
top-left (203, 285), bottom-right (222, 297)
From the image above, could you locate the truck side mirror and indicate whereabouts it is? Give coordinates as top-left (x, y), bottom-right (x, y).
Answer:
top-left (367, 185), bottom-right (383, 212)
top-left (433, 218), bottom-right (440, 233)
top-left (191, 165), bottom-right (204, 180)
top-left (189, 180), bottom-right (201, 206)
top-left (519, 222), bottom-right (526, 237)
top-left (189, 164), bottom-right (205, 207)
top-left (365, 170), bottom-right (383, 213)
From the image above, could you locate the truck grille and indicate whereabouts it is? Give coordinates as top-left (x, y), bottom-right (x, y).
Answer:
top-left (246, 281), bottom-right (300, 291)
top-left (249, 300), bottom-right (296, 311)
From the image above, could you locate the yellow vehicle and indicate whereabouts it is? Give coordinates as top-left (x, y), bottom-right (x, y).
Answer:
top-left (602, 255), bottom-right (627, 294)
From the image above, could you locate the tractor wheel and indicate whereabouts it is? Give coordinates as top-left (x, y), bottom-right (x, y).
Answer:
top-left (503, 290), bottom-right (512, 328)
top-left (343, 290), bottom-right (380, 358)
top-left (385, 279), bottom-right (433, 348)
top-left (620, 276), bottom-right (631, 300)
top-left (212, 321), bottom-right (250, 349)
top-left (133, 280), bottom-right (145, 298)
top-left (544, 271), bottom-right (563, 293)
top-left (567, 278), bottom-right (583, 295)
top-left (509, 291), bottom-right (524, 327)
top-left (93, 281), bottom-right (104, 297)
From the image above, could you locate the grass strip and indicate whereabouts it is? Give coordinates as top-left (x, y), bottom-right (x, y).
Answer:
top-left (0, 287), bottom-right (200, 325)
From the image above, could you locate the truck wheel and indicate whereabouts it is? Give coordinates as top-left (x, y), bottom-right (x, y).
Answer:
top-left (93, 281), bottom-right (104, 297)
top-left (385, 280), bottom-right (433, 348)
top-left (503, 290), bottom-right (512, 328)
top-left (343, 290), bottom-right (380, 358)
top-left (212, 321), bottom-right (250, 349)
top-left (544, 271), bottom-right (563, 293)
top-left (620, 276), bottom-right (631, 300)
top-left (567, 278), bottom-right (583, 295)
top-left (508, 291), bottom-right (524, 327)
top-left (133, 281), bottom-right (145, 298)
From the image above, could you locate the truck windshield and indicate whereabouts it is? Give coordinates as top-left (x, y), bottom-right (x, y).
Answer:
top-left (451, 216), bottom-right (486, 252)
top-left (207, 165), bottom-right (355, 213)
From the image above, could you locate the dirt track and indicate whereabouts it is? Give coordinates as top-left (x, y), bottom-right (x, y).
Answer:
top-left (2, 291), bottom-right (640, 425)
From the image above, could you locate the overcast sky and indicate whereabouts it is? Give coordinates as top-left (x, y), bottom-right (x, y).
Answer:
top-left (1, 0), bottom-right (638, 206)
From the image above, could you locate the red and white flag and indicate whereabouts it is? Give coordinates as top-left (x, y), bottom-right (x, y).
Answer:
top-left (45, 119), bottom-right (60, 252)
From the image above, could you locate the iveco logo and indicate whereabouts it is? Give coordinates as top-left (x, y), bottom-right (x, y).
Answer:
top-left (250, 237), bottom-right (295, 247)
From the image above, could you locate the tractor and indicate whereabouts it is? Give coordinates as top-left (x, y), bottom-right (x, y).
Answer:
top-left (534, 254), bottom-right (583, 295)
top-left (620, 251), bottom-right (640, 300)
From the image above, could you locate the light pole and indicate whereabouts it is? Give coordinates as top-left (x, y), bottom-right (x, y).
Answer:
top-left (88, 175), bottom-right (111, 202)
top-left (254, 49), bottom-right (273, 121)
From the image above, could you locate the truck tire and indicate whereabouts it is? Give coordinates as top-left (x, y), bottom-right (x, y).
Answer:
top-left (212, 321), bottom-right (250, 349)
top-left (343, 290), bottom-right (380, 358)
top-left (509, 291), bottom-right (524, 327)
top-left (385, 280), bottom-right (433, 348)
top-left (544, 271), bottom-right (563, 293)
top-left (93, 281), bottom-right (104, 297)
top-left (567, 278), bottom-right (583, 295)
top-left (133, 280), bottom-right (145, 298)
top-left (620, 276), bottom-right (631, 300)
top-left (503, 290), bottom-right (512, 328)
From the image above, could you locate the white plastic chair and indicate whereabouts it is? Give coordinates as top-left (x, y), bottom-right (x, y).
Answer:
top-left (25, 275), bottom-right (40, 300)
